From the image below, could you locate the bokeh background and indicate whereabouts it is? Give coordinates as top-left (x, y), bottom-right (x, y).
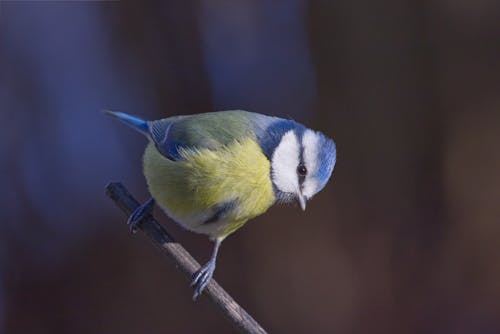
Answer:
top-left (1, 1), bottom-right (500, 333)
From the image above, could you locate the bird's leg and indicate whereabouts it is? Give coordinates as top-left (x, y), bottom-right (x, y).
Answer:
top-left (127, 198), bottom-right (155, 233)
top-left (191, 238), bottom-right (222, 300)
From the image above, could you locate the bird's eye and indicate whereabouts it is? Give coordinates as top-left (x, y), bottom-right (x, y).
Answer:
top-left (297, 164), bottom-right (307, 176)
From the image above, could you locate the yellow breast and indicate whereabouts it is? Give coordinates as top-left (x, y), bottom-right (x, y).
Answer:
top-left (142, 138), bottom-right (276, 238)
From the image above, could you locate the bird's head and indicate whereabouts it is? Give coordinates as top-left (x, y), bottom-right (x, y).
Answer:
top-left (267, 124), bottom-right (336, 210)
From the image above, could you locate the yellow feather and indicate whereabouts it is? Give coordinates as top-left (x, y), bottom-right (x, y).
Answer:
top-left (143, 138), bottom-right (275, 238)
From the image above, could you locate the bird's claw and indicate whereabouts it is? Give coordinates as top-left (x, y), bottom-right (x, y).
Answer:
top-left (127, 198), bottom-right (155, 233)
top-left (191, 260), bottom-right (216, 300)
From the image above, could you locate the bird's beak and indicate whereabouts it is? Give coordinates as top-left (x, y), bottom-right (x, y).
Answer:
top-left (298, 194), bottom-right (307, 211)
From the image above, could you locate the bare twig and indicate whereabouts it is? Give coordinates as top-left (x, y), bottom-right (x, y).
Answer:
top-left (105, 182), bottom-right (268, 334)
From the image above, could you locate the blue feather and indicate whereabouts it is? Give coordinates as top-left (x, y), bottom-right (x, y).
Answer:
top-left (316, 135), bottom-right (336, 191)
top-left (103, 110), bottom-right (149, 135)
top-left (148, 118), bottom-right (190, 160)
top-left (256, 119), bottom-right (306, 159)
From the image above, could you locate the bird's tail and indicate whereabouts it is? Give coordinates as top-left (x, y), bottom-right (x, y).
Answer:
top-left (103, 110), bottom-right (149, 136)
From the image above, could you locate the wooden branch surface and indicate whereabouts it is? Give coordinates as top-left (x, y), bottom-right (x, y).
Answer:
top-left (105, 182), bottom-right (267, 334)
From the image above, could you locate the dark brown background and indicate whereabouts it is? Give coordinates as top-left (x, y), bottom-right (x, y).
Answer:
top-left (1, 1), bottom-right (500, 333)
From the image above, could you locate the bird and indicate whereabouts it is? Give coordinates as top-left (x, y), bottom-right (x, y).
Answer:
top-left (105, 110), bottom-right (336, 299)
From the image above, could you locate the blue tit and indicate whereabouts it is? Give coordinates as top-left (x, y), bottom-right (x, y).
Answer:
top-left (105, 110), bottom-right (336, 299)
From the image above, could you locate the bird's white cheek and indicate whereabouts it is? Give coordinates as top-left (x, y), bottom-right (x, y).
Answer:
top-left (271, 131), bottom-right (300, 194)
top-left (302, 178), bottom-right (319, 199)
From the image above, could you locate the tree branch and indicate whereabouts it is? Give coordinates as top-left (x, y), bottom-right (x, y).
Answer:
top-left (105, 182), bottom-right (267, 334)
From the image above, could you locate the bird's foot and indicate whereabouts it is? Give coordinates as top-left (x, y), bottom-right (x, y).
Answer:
top-left (127, 198), bottom-right (155, 233)
top-left (191, 259), bottom-right (216, 300)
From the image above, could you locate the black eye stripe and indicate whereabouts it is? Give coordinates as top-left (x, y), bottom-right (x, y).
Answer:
top-left (297, 164), bottom-right (307, 175)
top-left (297, 163), bottom-right (307, 185)
top-left (297, 138), bottom-right (307, 184)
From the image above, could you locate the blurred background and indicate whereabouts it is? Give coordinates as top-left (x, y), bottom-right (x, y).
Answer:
top-left (1, 0), bottom-right (500, 333)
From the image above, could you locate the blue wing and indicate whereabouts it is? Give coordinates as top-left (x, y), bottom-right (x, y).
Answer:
top-left (106, 109), bottom-right (305, 161)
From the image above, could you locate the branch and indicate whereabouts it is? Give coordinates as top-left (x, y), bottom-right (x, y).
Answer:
top-left (105, 182), bottom-right (267, 334)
